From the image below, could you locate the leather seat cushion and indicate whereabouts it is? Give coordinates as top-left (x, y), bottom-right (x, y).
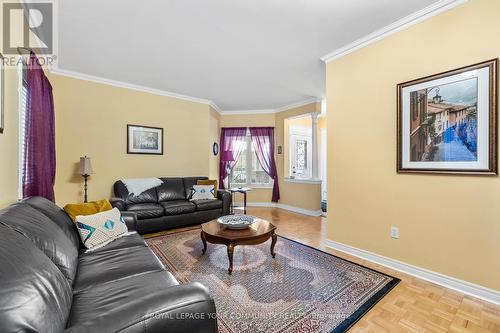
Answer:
top-left (160, 200), bottom-right (196, 215)
top-left (192, 199), bottom-right (223, 211)
top-left (127, 203), bottom-right (164, 219)
top-left (73, 245), bottom-right (164, 292)
top-left (67, 271), bottom-right (179, 328)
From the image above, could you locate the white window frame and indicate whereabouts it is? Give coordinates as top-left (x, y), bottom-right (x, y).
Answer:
top-left (229, 130), bottom-right (272, 188)
top-left (18, 57), bottom-right (27, 200)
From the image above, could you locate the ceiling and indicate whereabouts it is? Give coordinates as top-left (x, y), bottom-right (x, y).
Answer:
top-left (56, 0), bottom-right (441, 111)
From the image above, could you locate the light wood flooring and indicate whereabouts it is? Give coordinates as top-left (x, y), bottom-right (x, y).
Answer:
top-left (148, 207), bottom-right (500, 332)
top-left (245, 207), bottom-right (500, 333)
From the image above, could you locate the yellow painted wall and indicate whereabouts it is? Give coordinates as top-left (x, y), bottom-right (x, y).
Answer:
top-left (0, 1), bottom-right (22, 208)
top-left (209, 107), bottom-right (220, 181)
top-left (326, 0), bottom-right (500, 289)
top-left (50, 74), bottom-right (216, 205)
top-left (0, 64), bottom-right (20, 207)
top-left (220, 113), bottom-right (275, 128)
top-left (275, 103), bottom-right (322, 211)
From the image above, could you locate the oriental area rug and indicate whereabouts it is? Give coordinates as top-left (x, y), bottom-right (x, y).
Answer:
top-left (146, 229), bottom-right (399, 333)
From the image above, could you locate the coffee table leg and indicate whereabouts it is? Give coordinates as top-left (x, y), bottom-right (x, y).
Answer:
top-left (271, 231), bottom-right (277, 258)
top-left (227, 243), bottom-right (234, 274)
top-left (201, 231), bottom-right (207, 254)
top-left (243, 192), bottom-right (247, 214)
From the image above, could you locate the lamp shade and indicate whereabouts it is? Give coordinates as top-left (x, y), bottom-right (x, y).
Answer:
top-left (221, 150), bottom-right (235, 162)
top-left (78, 156), bottom-right (94, 175)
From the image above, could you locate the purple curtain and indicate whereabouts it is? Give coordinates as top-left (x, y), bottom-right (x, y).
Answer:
top-left (23, 52), bottom-right (56, 201)
top-left (250, 127), bottom-right (280, 202)
top-left (219, 127), bottom-right (247, 189)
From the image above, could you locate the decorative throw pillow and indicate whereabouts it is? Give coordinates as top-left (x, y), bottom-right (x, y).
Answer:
top-left (75, 208), bottom-right (128, 250)
top-left (191, 185), bottom-right (216, 200)
top-left (63, 199), bottom-right (113, 222)
top-left (197, 179), bottom-right (218, 196)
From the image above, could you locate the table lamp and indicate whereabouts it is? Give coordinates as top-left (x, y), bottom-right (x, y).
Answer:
top-left (78, 156), bottom-right (94, 203)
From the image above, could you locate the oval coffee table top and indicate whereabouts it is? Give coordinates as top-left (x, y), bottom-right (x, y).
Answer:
top-left (201, 218), bottom-right (276, 241)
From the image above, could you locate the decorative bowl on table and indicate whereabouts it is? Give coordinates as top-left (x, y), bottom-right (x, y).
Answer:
top-left (217, 214), bottom-right (257, 229)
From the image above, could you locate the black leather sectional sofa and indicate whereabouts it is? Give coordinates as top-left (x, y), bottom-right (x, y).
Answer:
top-left (0, 196), bottom-right (217, 333)
top-left (111, 176), bottom-right (231, 234)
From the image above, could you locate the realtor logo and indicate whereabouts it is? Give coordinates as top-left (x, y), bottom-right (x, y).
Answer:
top-left (2, 1), bottom-right (56, 55)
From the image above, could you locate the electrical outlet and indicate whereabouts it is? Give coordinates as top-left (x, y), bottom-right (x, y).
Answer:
top-left (390, 227), bottom-right (399, 239)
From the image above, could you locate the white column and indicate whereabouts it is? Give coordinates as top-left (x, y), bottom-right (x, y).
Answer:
top-left (311, 112), bottom-right (319, 179)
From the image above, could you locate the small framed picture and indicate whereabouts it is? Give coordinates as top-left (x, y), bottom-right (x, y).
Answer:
top-left (0, 52), bottom-right (4, 134)
top-left (127, 124), bottom-right (163, 155)
top-left (397, 59), bottom-right (497, 175)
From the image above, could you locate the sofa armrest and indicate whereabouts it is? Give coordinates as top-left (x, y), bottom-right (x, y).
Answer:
top-left (120, 211), bottom-right (137, 231)
top-left (110, 197), bottom-right (126, 211)
top-left (217, 190), bottom-right (231, 215)
top-left (64, 282), bottom-right (217, 333)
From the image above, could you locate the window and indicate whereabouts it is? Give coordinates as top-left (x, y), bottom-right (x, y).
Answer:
top-left (230, 131), bottom-right (271, 187)
top-left (289, 126), bottom-right (312, 179)
top-left (18, 57), bottom-right (27, 199)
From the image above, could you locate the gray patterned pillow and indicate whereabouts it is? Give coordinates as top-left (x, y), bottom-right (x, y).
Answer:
top-left (191, 185), bottom-right (216, 200)
top-left (75, 208), bottom-right (128, 249)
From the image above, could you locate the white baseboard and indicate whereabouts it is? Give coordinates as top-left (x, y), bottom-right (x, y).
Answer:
top-left (234, 201), bottom-right (323, 217)
top-left (325, 239), bottom-right (500, 305)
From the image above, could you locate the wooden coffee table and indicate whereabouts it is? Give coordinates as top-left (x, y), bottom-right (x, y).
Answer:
top-left (200, 219), bottom-right (277, 274)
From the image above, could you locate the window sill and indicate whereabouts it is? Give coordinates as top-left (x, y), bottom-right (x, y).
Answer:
top-left (230, 184), bottom-right (273, 189)
top-left (284, 177), bottom-right (322, 185)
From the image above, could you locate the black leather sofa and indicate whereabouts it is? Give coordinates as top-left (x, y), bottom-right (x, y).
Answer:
top-left (111, 177), bottom-right (231, 234)
top-left (0, 196), bottom-right (217, 333)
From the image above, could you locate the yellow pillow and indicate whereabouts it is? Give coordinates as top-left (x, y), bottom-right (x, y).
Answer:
top-left (197, 179), bottom-right (218, 196)
top-left (63, 199), bottom-right (113, 222)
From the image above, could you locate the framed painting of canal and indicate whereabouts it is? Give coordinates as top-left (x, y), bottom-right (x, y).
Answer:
top-left (397, 59), bottom-right (497, 175)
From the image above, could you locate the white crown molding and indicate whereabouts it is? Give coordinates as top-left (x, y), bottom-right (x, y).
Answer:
top-left (325, 239), bottom-right (500, 305)
top-left (219, 109), bottom-right (277, 115)
top-left (236, 201), bottom-right (323, 217)
top-left (320, 0), bottom-right (469, 63)
top-left (274, 97), bottom-right (321, 113)
top-left (48, 65), bottom-right (321, 116)
top-left (49, 65), bottom-right (217, 107)
top-left (219, 97), bottom-right (321, 116)
top-left (209, 102), bottom-right (222, 114)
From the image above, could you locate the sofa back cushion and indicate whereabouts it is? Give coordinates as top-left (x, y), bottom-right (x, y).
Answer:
top-left (157, 178), bottom-right (186, 201)
top-left (114, 180), bottom-right (159, 205)
top-left (0, 224), bottom-right (73, 333)
top-left (22, 196), bottom-right (82, 249)
top-left (183, 177), bottom-right (209, 199)
top-left (0, 203), bottom-right (79, 284)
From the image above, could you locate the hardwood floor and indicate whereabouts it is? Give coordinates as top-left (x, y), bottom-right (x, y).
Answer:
top-left (244, 207), bottom-right (500, 333)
